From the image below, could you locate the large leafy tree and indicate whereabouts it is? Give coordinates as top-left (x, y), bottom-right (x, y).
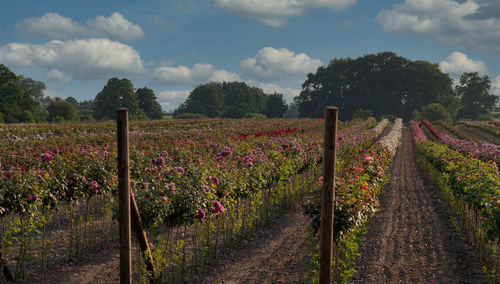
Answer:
top-left (94, 78), bottom-right (145, 120)
top-left (174, 81), bottom-right (287, 118)
top-left (47, 98), bottom-right (79, 122)
top-left (0, 64), bottom-right (43, 123)
top-left (296, 52), bottom-right (455, 121)
top-left (456, 72), bottom-right (498, 120)
top-left (136, 87), bottom-right (163, 119)
top-left (263, 92), bottom-right (287, 118)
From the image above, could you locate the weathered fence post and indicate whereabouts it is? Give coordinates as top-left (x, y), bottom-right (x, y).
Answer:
top-left (319, 107), bottom-right (338, 284)
top-left (117, 108), bottom-right (131, 284)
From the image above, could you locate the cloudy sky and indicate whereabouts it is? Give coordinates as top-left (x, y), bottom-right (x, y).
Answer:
top-left (1, 0), bottom-right (499, 111)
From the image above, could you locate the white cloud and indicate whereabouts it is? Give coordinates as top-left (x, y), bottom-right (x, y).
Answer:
top-left (492, 75), bottom-right (500, 96)
top-left (47, 69), bottom-right (71, 83)
top-left (0, 39), bottom-right (145, 80)
top-left (214, 0), bottom-right (356, 27)
top-left (375, 0), bottom-right (500, 54)
top-left (16, 12), bottom-right (144, 41)
top-left (157, 90), bottom-right (191, 110)
top-left (439, 51), bottom-right (487, 75)
top-left (241, 47), bottom-right (322, 81)
top-left (152, 63), bottom-right (241, 86)
top-left (253, 82), bottom-right (300, 104)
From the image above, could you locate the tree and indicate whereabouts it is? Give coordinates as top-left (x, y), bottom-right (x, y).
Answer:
top-left (296, 52), bottom-right (454, 121)
top-left (263, 92), bottom-right (287, 118)
top-left (413, 103), bottom-right (452, 122)
top-left (0, 64), bottom-right (41, 123)
top-left (456, 72), bottom-right (498, 120)
top-left (136, 87), bottom-right (163, 119)
top-left (177, 84), bottom-right (224, 117)
top-left (94, 78), bottom-right (145, 120)
top-left (65, 96), bottom-right (79, 108)
top-left (47, 99), bottom-right (79, 122)
top-left (353, 108), bottom-right (372, 119)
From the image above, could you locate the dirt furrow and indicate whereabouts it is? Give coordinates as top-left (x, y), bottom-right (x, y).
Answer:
top-left (353, 128), bottom-right (485, 283)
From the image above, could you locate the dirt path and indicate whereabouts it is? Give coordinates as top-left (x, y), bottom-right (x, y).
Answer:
top-left (352, 128), bottom-right (485, 283)
top-left (195, 203), bottom-right (311, 284)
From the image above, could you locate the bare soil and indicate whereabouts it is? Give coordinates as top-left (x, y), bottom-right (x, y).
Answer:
top-left (352, 128), bottom-right (485, 283)
top-left (194, 203), bottom-right (311, 284)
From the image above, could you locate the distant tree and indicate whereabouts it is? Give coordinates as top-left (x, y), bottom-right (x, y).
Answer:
top-left (456, 72), bottom-right (498, 120)
top-left (296, 52), bottom-right (454, 121)
top-left (186, 84), bottom-right (224, 117)
top-left (283, 102), bottom-right (300, 118)
top-left (16, 75), bottom-right (46, 103)
top-left (0, 64), bottom-right (41, 123)
top-left (136, 87), bottom-right (163, 119)
top-left (222, 106), bottom-right (245, 118)
top-left (47, 99), bottom-right (79, 122)
top-left (263, 93), bottom-right (287, 118)
top-left (94, 78), bottom-right (145, 120)
top-left (413, 103), bottom-right (452, 122)
top-left (353, 108), bottom-right (372, 120)
top-left (65, 96), bottom-right (79, 108)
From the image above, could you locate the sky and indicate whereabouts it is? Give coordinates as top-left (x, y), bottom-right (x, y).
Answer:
top-left (1, 0), bottom-right (499, 111)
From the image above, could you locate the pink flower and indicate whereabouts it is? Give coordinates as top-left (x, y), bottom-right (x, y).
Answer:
top-left (33, 195), bottom-right (39, 202)
top-left (197, 209), bottom-right (206, 220)
top-left (201, 185), bottom-right (210, 193)
top-left (168, 183), bottom-right (176, 193)
top-left (363, 154), bottom-right (373, 163)
top-left (211, 201), bottom-right (226, 214)
top-left (177, 167), bottom-right (185, 175)
top-left (41, 153), bottom-right (54, 163)
top-left (211, 176), bottom-right (219, 185)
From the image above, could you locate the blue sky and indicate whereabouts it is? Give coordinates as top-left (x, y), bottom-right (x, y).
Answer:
top-left (1, 0), bottom-right (499, 111)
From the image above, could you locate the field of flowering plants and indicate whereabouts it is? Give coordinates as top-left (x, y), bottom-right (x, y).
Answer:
top-left (305, 118), bottom-right (402, 283)
top-left (419, 120), bottom-right (500, 165)
top-left (411, 121), bottom-right (500, 279)
top-left (0, 117), bottom-right (394, 282)
top-left (457, 120), bottom-right (500, 145)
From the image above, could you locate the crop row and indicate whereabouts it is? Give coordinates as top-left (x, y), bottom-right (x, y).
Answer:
top-left (419, 120), bottom-right (500, 165)
top-left (411, 122), bottom-right (500, 240)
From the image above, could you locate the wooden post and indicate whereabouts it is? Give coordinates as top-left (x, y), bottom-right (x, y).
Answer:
top-left (130, 191), bottom-right (156, 282)
top-left (117, 108), bottom-right (131, 284)
top-left (319, 107), bottom-right (338, 284)
top-left (0, 252), bottom-right (14, 282)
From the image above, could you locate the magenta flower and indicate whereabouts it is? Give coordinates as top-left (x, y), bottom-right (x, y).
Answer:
top-left (33, 195), bottom-right (39, 202)
top-left (177, 167), bottom-right (185, 175)
top-left (211, 176), bottom-right (219, 185)
top-left (211, 201), bottom-right (225, 214)
top-left (197, 209), bottom-right (206, 220)
top-left (41, 153), bottom-right (54, 163)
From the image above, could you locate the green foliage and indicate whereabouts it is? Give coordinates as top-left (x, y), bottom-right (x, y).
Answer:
top-left (456, 72), bottom-right (498, 120)
top-left (0, 64), bottom-right (44, 123)
top-left (416, 140), bottom-right (500, 240)
top-left (174, 81), bottom-right (287, 118)
top-left (222, 105), bottom-right (245, 118)
top-left (353, 108), bottom-right (372, 120)
top-left (47, 99), bottom-right (79, 122)
top-left (173, 113), bottom-right (208, 119)
top-left (283, 103), bottom-right (300, 118)
top-left (243, 112), bottom-right (267, 119)
top-left (297, 52), bottom-right (454, 121)
top-left (93, 77), bottom-right (145, 120)
top-left (136, 87), bottom-right (163, 119)
top-left (413, 103), bottom-right (452, 122)
top-left (263, 93), bottom-right (287, 118)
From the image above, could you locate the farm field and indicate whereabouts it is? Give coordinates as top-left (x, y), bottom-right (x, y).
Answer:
top-left (0, 117), bottom-right (498, 283)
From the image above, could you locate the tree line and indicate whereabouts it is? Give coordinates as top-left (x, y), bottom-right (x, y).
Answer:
top-left (173, 81), bottom-right (288, 119)
top-left (0, 64), bottom-right (163, 123)
top-left (295, 52), bottom-right (498, 122)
